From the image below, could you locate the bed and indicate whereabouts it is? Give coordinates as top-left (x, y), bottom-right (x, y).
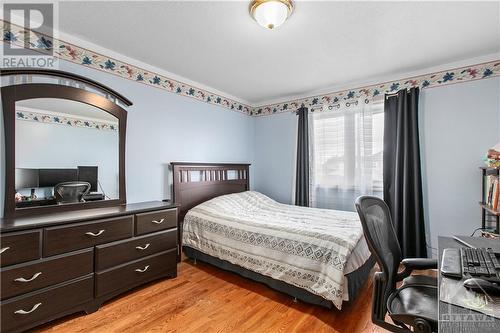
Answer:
top-left (171, 162), bottom-right (374, 310)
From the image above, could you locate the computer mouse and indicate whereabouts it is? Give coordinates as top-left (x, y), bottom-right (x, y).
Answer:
top-left (463, 278), bottom-right (500, 296)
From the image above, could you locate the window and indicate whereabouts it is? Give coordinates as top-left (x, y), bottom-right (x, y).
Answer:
top-left (309, 101), bottom-right (384, 211)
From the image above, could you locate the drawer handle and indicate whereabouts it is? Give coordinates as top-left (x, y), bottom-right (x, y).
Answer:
top-left (134, 265), bottom-right (150, 273)
top-left (15, 272), bottom-right (42, 283)
top-left (0, 246), bottom-right (10, 254)
top-left (135, 243), bottom-right (151, 251)
top-left (152, 218), bottom-right (165, 224)
top-left (85, 229), bottom-right (105, 237)
top-left (15, 302), bottom-right (42, 315)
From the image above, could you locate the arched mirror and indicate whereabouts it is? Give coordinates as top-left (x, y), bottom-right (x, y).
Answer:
top-left (1, 69), bottom-right (131, 217)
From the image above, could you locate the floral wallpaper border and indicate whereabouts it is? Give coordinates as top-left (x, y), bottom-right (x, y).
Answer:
top-left (251, 60), bottom-right (500, 116)
top-left (2, 20), bottom-right (499, 117)
top-left (16, 110), bottom-right (119, 132)
top-left (2, 21), bottom-right (253, 115)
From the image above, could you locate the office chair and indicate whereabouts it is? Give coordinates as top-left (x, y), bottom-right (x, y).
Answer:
top-left (54, 181), bottom-right (91, 204)
top-left (355, 196), bottom-right (438, 333)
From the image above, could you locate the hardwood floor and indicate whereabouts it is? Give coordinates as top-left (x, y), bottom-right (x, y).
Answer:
top-left (35, 259), bottom-right (400, 333)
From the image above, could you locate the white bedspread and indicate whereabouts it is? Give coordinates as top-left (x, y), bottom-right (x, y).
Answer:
top-left (182, 191), bottom-right (370, 309)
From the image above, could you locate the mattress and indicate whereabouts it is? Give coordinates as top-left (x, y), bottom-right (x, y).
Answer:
top-left (182, 191), bottom-right (372, 309)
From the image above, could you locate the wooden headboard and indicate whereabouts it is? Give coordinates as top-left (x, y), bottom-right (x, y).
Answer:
top-left (171, 162), bottom-right (250, 223)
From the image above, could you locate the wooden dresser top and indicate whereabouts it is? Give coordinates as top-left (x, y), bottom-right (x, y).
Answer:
top-left (0, 201), bottom-right (178, 232)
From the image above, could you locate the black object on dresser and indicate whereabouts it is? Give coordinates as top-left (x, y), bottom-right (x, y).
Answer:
top-left (0, 201), bottom-right (179, 333)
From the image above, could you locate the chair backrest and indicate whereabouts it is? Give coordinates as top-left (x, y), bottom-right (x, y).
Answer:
top-left (54, 181), bottom-right (91, 204)
top-left (355, 196), bottom-right (402, 302)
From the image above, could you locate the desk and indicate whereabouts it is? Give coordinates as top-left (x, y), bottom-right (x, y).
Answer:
top-left (439, 236), bottom-right (500, 332)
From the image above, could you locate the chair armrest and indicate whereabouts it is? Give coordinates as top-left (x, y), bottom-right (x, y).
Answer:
top-left (402, 258), bottom-right (438, 270)
top-left (397, 258), bottom-right (437, 281)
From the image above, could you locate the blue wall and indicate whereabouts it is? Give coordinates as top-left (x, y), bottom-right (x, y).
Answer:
top-left (252, 77), bottom-right (500, 255)
top-left (16, 120), bottom-right (120, 198)
top-left (0, 60), bottom-right (255, 216)
top-left (1, 59), bottom-right (499, 256)
top-left (420, 77), bottom-right (500, 255)
top-left (253, 112), bottom-right (296, 204)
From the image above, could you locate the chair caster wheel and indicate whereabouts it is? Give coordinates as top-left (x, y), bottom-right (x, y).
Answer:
top-left (414, 318), bottom-right (431, 333)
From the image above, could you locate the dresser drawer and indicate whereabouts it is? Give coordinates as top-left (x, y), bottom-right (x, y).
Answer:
top-left (1, 274), bottom-right (93, 333)
top-left (135, 209), bottom-right (177, 236)
top-left (95, 229), bottom-right (177, 271)
top-left (1, 230), bottom-right (42, 268)
top-left (44, 216), bottom-right (134, 256)
top-left (95, 249), bottom-right (177, 298)
top-left (1, 249), bottom-right (93, 300)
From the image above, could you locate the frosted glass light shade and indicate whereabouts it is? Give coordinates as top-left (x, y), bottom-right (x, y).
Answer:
top-left (250, 0), bottom-right (293, 30)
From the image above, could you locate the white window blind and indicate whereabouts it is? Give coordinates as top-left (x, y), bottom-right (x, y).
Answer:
top-left (310, 101), bottom-right (384, 211)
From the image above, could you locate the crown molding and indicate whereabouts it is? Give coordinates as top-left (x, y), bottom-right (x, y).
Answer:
top-left (1, 11), bottom-right (253, 105)
top-left (55, 30), bottom-right (254, 106)
top-left (255, 53), bottom-right (500, 107)
top-left (1, 20), bottom-right (253, 115)
top-left (16, 106), bottom-right (119, 132)
top-left (2, 19), bottom-right (499, 118)
top-left (250, 58), bottom-right (500, 116)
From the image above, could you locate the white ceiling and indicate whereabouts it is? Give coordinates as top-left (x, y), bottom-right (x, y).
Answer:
top-left (18, 98), bottom-right (118, 122)
top-left (59, 1), bottom-right (500, 105)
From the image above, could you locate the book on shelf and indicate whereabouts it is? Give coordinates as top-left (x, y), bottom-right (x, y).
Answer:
top-left (485, 175), bottom-right (493, 204)
top-left (481, 230), bottom-right (500, 239)
top-left (485, 176), bottom-right (500, 211)
top-left (493, 179), bottom-right (499, 211)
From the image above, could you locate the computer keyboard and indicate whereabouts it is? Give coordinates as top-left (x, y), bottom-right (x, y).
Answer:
top-left (441, 247), bottom-right (500, 283)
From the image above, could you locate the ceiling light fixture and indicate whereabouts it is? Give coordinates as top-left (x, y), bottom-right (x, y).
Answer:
top-left (250, 0), bottom-right (294, 30)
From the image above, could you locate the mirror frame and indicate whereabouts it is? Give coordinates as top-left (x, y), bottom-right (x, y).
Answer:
top-left (2, 82), bottom-right (128, 218)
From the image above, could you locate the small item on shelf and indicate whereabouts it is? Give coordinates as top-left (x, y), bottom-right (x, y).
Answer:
top-left (493, 179), bottom-right (500, 211)
top-left (480, 165), bottom-right (500, 234)
top-left (14, 192), bottom-right (22, 202)
top-left (485, 175), bottom-right (497, 206)
top-left (485, 142), bottom-right (500, 168)
top-left (481, 230), bottom-right (500, 239)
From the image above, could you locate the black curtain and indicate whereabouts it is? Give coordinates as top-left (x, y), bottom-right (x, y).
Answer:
top-left (295, 106), bottom-right (309, 206)
top-left (383, 87), bottom-right (427, 258)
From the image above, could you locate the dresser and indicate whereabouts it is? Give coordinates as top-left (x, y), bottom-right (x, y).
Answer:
top-left (0, 201), bottom-right (179, 333)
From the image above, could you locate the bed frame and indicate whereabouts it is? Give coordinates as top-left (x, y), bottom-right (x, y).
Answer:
top-left (171, 162), bottom-right (250, 253)
top-left (171, 162), bottom-right (374, 308)
top-left (171, 162), bottom-right (250, 220)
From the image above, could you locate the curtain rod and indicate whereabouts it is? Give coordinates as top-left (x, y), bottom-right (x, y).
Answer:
top-left (385, 87), bottom-right (418, 99)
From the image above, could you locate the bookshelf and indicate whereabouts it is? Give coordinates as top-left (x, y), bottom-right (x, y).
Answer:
top-left (480, 167), bottom-right (500, 233)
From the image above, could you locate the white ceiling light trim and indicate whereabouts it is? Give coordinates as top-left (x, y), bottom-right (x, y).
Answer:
top-left (250, 0), bottom-right (293, 30)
